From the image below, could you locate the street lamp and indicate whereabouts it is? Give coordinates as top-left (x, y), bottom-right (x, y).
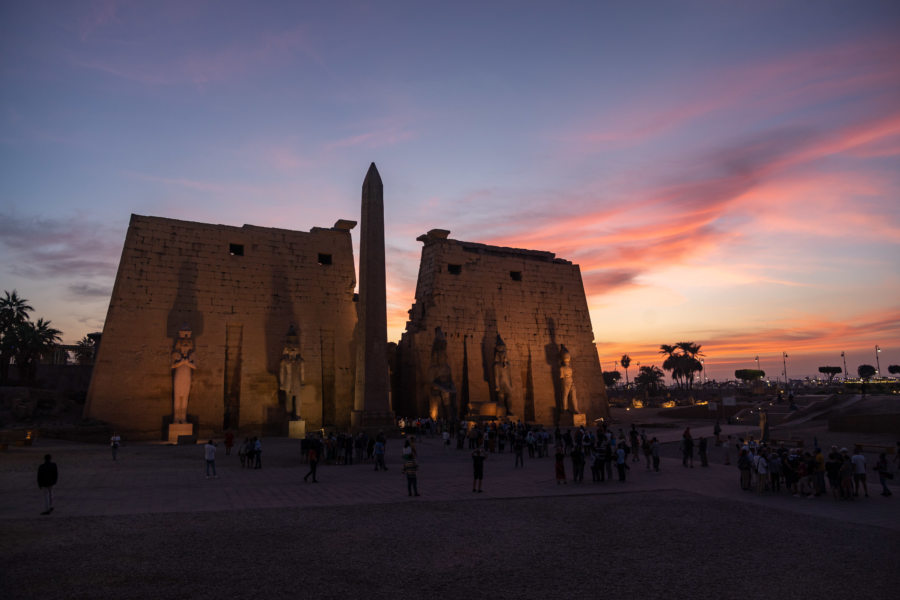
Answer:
top-left (782, 352), bottom-right (789, 387)
top-left (875, 345), bottom-right (881, 377)
top-left (755, 355), bottom-right (760, 372)
top-left (701, 359), bottom-right (705, 384)
top-left (841, 351), bottom-right (848, 382)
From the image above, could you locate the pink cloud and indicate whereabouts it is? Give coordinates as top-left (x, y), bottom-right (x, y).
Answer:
top-left (562, 35), bottom-right (900, 151)
top-left (475, 74), bottom-right (900, 300)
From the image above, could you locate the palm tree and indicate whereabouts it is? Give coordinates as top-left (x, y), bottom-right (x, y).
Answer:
top-left (659, 342), bottom-right (704, 389)
top-left (676, 341), bottom-right (703, 358)
top-left (675, 342), bottom-right (704, 389)
top-left (75, 335), bottom-right (96, 365)
top-left (659, 344), bottom-right (680, 388)
top-left (0, 290), bottom-right (34, 383)
top-left (620, 354), bottom-right (631, 387)
top-left (603, 370), bottom-right (622, 389)
top-left (635, 365), bottom-right (665, 394)
top-left (15, 318), bottom-right (62, 384)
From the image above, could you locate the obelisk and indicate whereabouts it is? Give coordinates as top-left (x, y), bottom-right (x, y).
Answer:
top-left (352, 163), bottom-right (394, 430)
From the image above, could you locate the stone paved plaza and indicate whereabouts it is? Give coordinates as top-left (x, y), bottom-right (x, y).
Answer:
top-left (2, 430), bottom-right (898, 599)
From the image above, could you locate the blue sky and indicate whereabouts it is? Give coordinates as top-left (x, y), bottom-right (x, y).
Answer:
top-left (2, 1), bottom-right (899, 380)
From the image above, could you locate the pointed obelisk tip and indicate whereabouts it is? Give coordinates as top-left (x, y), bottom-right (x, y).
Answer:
top-left (364, 162), bottom-right (382, 186)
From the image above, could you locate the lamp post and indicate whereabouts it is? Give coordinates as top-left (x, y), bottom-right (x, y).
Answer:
top-left (841, 351), bottom-right (848, 382)
top-left (755, 355), bottom-right (760, 372)
top-left (613, 360), bottom-right (619, 389)
top-left (875, 345), bottom-right (881, 377)
top-left (701, 359), bottom-right (705, 384)
top-left (782, 352), bottom-right (789, 387)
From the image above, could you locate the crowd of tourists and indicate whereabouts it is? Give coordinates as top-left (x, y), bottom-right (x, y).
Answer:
top-left (443, 420), bottom-right (664, 485)
top-left (732, 437), bottom-right (893, 498)
top-left (29, 418), bottom-right (895, 516)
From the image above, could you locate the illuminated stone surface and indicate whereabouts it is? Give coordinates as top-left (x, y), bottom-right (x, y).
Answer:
top-left (398, 231), bottom-right (609, 424)
top-left (352, 163), bottom-right (394, 430)
top-left (84, 215), bottom-right (358, 438)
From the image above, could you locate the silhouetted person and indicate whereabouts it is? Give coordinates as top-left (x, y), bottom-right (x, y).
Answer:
top-left (472, 446), bottom-right (486, 492)
top-left (304, 443), bottom-right (319, 483)
top-left (37, 454), bottom-right (58, 515)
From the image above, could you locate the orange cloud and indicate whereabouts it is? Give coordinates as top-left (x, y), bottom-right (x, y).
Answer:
top-left (596, 307), bottom-right (900, 380)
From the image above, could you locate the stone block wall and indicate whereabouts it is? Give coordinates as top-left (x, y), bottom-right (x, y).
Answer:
top-left (84, 215), bottom-right (357, 439)
top-left (397, 230), bottom-right (609, 424)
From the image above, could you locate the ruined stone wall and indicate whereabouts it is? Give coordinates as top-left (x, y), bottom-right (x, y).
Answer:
top-left (397, 230), bottom-right (609, 425)
top-left (85, 215), bottom-right (357, 439)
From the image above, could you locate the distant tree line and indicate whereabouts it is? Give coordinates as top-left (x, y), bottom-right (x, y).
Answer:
top-left (0, 290), bottom-right (62, 384)
top-left (606, 346), bottom-right (897, 393)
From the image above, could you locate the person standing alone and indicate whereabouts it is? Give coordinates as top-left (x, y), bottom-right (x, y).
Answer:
top-left (37, 454), bottom-right (58, 515)
top-left (472, 446), bottom-right (487, 492)
top-left (403, 453), bottom-right (420, 496)
top-left (304, 441), bottom-right (319, 483)
top-left (110, 432), bottom-right (121, 461)
top-left (204, 440), bottom-right (218, 479)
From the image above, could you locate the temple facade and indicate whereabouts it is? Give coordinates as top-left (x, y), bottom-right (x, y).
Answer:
top-left (395, 230), bottom-right (609, 425)
top-left (84, 169), bottom-right (609, 438)
top-left (84, 215), bottom-right (358, 439)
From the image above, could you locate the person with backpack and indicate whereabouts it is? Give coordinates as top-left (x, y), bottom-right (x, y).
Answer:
top-left (403, 453), bottom-right (420, 497)
top-left (374, 439), bottom-right (387, 471)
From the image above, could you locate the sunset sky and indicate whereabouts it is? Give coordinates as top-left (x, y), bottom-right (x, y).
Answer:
top-left (2, 1), bottom-right (898, 381)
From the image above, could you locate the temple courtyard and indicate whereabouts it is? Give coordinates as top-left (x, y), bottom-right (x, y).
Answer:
top-left (1, 420), bottom-right (898, 599)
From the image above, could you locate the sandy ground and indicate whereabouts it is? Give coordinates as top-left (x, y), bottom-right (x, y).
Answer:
top-left (2, 425), bottom-right (898, 600)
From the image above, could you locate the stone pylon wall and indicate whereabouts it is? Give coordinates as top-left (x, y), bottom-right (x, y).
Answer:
top-left (397, 230), bottom-right (609, 424)
top-left (84, 215), bottom-right (358, 439)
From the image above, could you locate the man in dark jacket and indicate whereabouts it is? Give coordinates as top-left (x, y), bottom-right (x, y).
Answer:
top-left (37, 454), bottom-right (58, 515)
